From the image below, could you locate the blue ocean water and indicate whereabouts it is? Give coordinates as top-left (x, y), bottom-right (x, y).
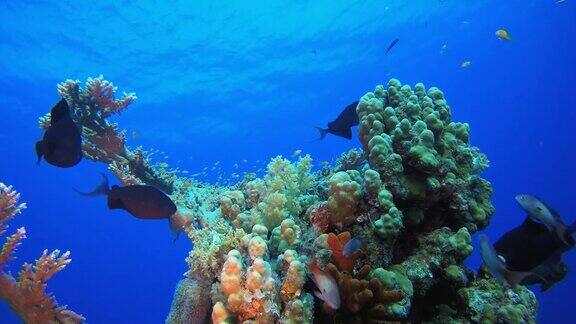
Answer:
top-left (0, 0), bottom-right (574, 322)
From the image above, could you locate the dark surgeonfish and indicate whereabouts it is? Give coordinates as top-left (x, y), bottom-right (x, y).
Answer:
top-left (36, 98), bottom-right (82, 168)
top-left (494, 215), bottom-right (576, 291)
top-left (315, 101), bottom-right (359, 140)
top-left (76, 173), bottom-right (177, 220)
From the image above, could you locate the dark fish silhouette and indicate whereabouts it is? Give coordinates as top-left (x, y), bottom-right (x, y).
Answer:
top-left (479, 234), bottom-right (536, 287)
top-left (494, 216), bottom-right (575, 291)
top-left (76, 173), bottom-right (177, 220)
top-left (315, 101), bottom-right (359, 140)
top-left (385, 38), bottom-right (399, 54)
top-left (36, 98), bottom-right (82, 168)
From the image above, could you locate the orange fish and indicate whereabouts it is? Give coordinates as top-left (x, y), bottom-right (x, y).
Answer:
top-left (309, 261), bottom-right (340, 310)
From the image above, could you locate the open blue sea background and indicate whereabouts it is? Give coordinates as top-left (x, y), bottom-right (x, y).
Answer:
top-left (0, 0), bottom-right (574, 322)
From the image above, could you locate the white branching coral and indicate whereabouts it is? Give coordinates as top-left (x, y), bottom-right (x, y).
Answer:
top-left (0, 182), bottom-right (84, 323)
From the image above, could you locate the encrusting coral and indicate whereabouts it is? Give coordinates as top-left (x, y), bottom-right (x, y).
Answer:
top-left (0, 183), bottom-right (84, 323)
top-left (28, 76), bottom-right (538, 323)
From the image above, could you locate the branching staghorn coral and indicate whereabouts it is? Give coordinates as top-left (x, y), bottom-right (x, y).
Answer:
top-left (39, 76), bottom-right (175, 193)
top-left (0, 183), bottom-right (84, 323)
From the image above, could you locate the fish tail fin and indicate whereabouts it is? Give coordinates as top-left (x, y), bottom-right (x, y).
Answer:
top-left (556, 225), bottom-right (572, 246)
top-left (74, 172), bottom-right (110, 197)
top-left (35, 141), bottom-right (44, 164)
top-left (313, 127), bottom-right (328, 142)
top-left (503, 269), bottom-right (543, 287)
top-left (566, 220), bottom-right (576, 235)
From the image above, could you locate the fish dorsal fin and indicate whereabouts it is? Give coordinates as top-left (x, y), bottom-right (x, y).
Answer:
top-left (521, 216), bottom-right (549, 234)
top-left (50, 98), bottom-right (71, 124)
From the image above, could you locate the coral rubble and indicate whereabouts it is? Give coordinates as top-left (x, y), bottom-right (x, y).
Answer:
top-left (0, 183), bottom-right (84, 323)
top-left (33, 77), bottom-right (538, 323)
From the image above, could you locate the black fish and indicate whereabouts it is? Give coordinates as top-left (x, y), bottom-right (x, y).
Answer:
top-left (521, 254), bottom-right (567, 292)
top-left (76, 173), bottom-right (177, 220)
top-left (385, 38), bottom-right (399, 54)
top-left (36, 98), bottom-right (82, 168)
top-left (315, 101), bottom-right (359, 140)
top-left (494, 216), bottom-right (575, 291)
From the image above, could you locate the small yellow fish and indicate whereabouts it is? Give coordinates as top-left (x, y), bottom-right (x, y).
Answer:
top-left (496, 29), bottom-right (512, 41)
top-left (461, 60), bottom-right (472, 68)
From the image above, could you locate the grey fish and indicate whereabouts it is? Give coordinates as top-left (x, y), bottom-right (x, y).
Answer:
top-left (315, 101), bottom-right (359, 140)
top-left (515, 194), bottom-right (570, 245)
top-left (36, 98), bottom-right (82, 168)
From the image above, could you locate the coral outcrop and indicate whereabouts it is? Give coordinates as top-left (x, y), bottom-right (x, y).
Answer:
top-left (0, 183), bottom-right (84, 323)
top-left (33, 76), bottom-right (538, 323)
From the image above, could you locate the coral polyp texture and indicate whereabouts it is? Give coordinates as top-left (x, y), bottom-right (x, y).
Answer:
top-left (34, 77), bottom-right (537, 323)
top-left (0, 183), bottom-right (84, 323)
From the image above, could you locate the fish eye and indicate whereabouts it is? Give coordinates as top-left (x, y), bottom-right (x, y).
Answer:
top-left (536, 207), bottom-right (542, 211)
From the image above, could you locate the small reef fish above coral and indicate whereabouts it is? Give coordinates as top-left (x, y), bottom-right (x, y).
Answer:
top-left (496, 28), bottom-right (512, 41)
top-left (315, 100), bottom-right (359, 140)
top-left (515, 194), bottom-right (571, 245)
top-left (76, 173), bottom-right (177, 220)
top-left (461, 60), bottom-right (472, 68)
top-left (35, 98), bottom-right (82, 168)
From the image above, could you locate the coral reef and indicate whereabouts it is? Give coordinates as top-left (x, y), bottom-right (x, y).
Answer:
top-left (35, 76), bottom-right (538, 323)
top-left (41, 76), bottom-right (175, 193)
top-left (166, 276), bottom-right (212, 324)
top-left (0, 183), bottom-right (84, 323)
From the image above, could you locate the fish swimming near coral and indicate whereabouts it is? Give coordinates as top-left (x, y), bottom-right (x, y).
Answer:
top-left (515, 194), bottom-right (571, 245)
top-left (75, 173), bottom-right (177, 220)
top-left (342, 238), bottom-right (362, 257)
top-left (315, 101), bottom-right (359, 141)
top-left (479, 234), bottom-right (539, 287)
top-left (36, 98), bottom-right (82, 168)
top-left (385, 38), bottom-right (399, 54)
top-left (494, 215), bottom-right (575, 291)
top-left (309, 261), bottom-right (340, 310)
